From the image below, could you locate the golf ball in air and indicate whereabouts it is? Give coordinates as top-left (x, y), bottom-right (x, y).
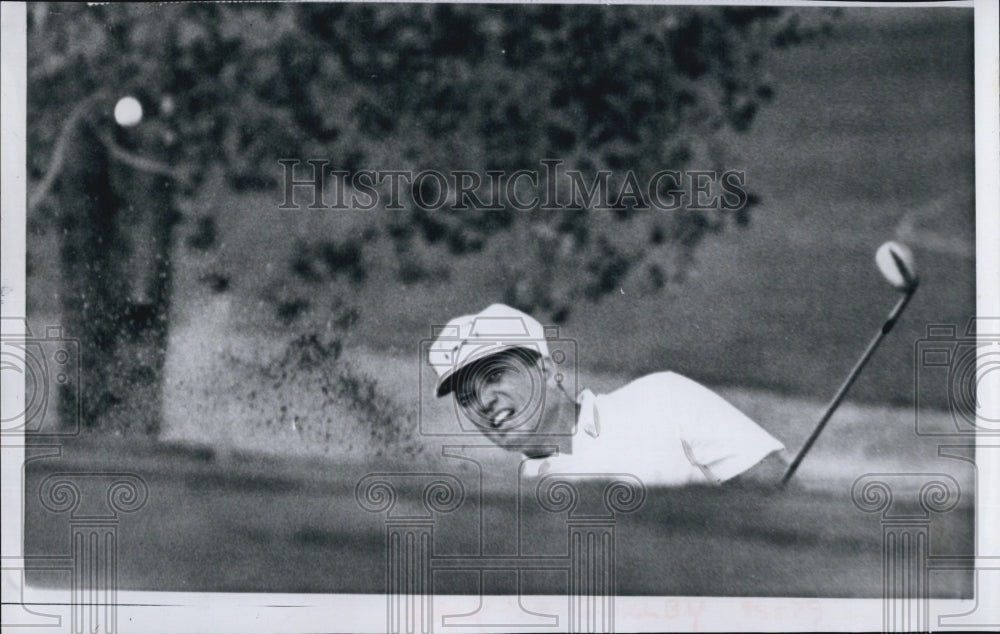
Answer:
top-left (114, 96), bottom-right (143, 127)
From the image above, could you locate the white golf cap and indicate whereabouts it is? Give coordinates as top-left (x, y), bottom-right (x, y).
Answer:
top-left (429, 303), bottom-right (550, 398)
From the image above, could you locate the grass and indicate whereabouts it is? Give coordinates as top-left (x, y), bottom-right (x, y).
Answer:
top-left (24, 432), bottom-right (973, 596)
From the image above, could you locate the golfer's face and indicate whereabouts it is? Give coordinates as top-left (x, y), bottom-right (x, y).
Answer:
top-left (456, 351), bottom-right (546, 449)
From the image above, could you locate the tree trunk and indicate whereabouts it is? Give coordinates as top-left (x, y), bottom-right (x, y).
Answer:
top-left (57, 120), bottom-right (175, 435)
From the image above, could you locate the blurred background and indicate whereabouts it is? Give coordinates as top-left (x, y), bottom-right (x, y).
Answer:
top-left (22, 4), bottom-right (975, 597)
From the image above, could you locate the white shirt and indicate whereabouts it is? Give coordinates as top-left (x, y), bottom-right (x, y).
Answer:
top-left (522, 372), bottom-right (785, 486)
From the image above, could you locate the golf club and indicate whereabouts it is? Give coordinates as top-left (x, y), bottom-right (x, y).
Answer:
top-left (781, 241), bottom-right (919, 486)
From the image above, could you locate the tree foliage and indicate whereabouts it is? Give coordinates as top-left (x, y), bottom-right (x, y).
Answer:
top-left (28, 3), bottom-right (834, 322)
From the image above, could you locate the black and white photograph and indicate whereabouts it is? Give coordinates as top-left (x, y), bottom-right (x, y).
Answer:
top-left (2, 1), bottom-right (997, 631)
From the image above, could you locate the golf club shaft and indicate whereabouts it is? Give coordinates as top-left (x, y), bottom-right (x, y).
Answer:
top-left (781, 286), bottom-right (917, 485)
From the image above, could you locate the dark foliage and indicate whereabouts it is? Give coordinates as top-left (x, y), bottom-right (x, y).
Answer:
top-left (28, 4), bottom-right (834, 324)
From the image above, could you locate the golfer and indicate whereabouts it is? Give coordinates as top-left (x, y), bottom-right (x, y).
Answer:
top-left (429, 303), bottom-right (788, 486)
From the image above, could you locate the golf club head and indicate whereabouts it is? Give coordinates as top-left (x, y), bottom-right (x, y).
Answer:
top-left (875, 241), bottom-right (918, 293)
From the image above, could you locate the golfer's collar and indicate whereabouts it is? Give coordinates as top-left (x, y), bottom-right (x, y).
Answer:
top-left (575, 389), bottom-right (600, 439)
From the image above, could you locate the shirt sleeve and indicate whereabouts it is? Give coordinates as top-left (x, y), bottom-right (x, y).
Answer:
top-left (667, 373), bottom-right (786, 482)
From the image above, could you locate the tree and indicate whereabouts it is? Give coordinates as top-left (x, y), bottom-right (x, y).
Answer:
top-left (27, 3), bottom-right (834, 433)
